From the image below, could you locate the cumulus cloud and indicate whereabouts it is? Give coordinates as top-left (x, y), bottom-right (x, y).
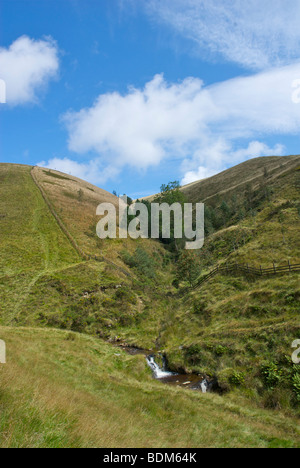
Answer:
top-left (0, 35), bottom-right (59, 105)
top-left (48, 61), bottom-right (300, 185)
top-left (62, 74), bottom-right (209, 169)
top-left (146, 0), bottom-right (300, 70)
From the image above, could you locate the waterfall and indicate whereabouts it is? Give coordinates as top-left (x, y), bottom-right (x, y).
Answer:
top-left (146, 355), bottom-right (210, 394)
top-left (200, 379), bottom-right (209, 393)
top-left (146, 356), bottom-right (174, 379)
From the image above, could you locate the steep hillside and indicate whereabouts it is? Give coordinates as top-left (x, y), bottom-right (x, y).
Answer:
top-left (31, 166), bottom-right (121, 261)
top-left (0, 164), bottom-right (81, 325)
top-left (0, 163), bottom-right (173, 349)
top-left (181, 155), bottom-right (300, 204)
top-left (142, 155), bottom-right (300, 204)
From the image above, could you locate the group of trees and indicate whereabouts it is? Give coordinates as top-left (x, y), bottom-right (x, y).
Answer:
top-left (135, 181), bottom-right (188, 252)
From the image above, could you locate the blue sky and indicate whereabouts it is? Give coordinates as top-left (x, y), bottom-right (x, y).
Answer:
top-left (1, 0), bottom-right (300, 198)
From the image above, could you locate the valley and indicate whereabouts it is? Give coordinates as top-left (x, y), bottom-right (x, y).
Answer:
top-left (0, 156), bottom-right (300, 447)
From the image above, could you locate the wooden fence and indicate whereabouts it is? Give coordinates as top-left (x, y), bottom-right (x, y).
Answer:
top-left (193, 261), bottom-right (300, 289)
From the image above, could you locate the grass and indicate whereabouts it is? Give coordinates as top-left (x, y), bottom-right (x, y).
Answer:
top-left (140, 162), bottom-right (300, 413)
top-left (181, 155), bottom-right (300, 204)
top-left (0, 164), bottom-right (81, 324)
top-left (0, 326), bottom-right (299, 448)
top-left (0, 160), bottom-right (300, 447)
top-left (0, 164), bottom-right (174, 349)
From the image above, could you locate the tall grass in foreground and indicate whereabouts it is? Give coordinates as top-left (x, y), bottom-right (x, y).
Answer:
top-left (0, 327), bottom-right (299, 448)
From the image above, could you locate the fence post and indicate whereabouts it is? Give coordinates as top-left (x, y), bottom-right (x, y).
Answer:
top-left (260, 265), bottom-right (263, 276)
top-left (288, 260), bottom-right (291, 273)
top-left (273, 262), bottom-right (276, 274)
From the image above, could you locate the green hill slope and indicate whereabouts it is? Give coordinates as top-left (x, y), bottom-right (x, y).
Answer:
top-left (142, 155), bottom-right (300, 204)
top-left (154, 160), bottom-right (300, 412)
top-left (0, 164), bottom-right (81, 325)
top-left (0, 326), bottom-right (299, 448)
top-left (181, 155), bottom-right (300, 204)
top-left (0, 159), bottom-right (300, 447)
top-left (0, 163), bottom-right (173, 348)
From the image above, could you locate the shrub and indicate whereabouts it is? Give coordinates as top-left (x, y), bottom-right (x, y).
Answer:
top-left (115, 287), bottom-right (136, 304)
top-left (260, 361), bottom-right (282, 389)
top-left (122, 248), bottom-right (157, 279)
top-left (292, 373), bottom-right (300, 402)
top-left (229, 371), bottom-right (245, 386)
top-left (216, 368), bottom-right (233, 392)
top-left (184, 344), bottom-right (203, 366)
top-left (215, 345), bottom-right (229, 356)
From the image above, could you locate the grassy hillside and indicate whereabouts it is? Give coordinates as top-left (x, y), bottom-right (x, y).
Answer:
top-left (156, 160), bottom-right (300, 413)
top-left (0, 163), bottom-right (173, 349)
top-left (0, 158), bottom-right (300, 447)
top-left (142, 155), bottom-right (300, 204)
top-left (0, 326), bottom-right (299, 448)
top-left (0, 164), bottom-right (81, 325)
top-left (181, 155), bottom-right (300, 204)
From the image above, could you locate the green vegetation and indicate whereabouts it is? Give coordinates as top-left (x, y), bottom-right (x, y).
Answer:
top-left (0, 326), bottom-right (299, 448)
top-left (122, 247), bottom-right (157, 279)
top-left (135, 181), bottom-right (187, 252)
top-left (0, 157), bottom-right (300, 447)
top-left (175, 251), bottom-right (202, 287)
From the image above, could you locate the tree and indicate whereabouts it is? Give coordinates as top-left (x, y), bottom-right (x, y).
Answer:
top-left (204, 206), bottom-right (215, 235)
top-left (176, 251), bottom-right (202, 286)
top-left (153, 181), bottom-right (187, 251)
top-left (154, 181), bottom-right (187, 206)
top-left (122, 247), bottom-right (156, 279)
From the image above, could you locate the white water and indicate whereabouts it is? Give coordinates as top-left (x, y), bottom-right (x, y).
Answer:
top-left (146, 356), bottom-right (210, 393)
top-left (146, 356), bottom-right (174, 379)
top-left (200, 379), bottom-right (209, 393)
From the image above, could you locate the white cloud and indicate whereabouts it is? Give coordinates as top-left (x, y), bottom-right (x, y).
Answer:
top-left (51, 62), bottom-right (300, 185)
top-left (147, 0), bottom-right (300, 70)
top-left (182, 166), bottom-right (219, 185)
top-left (0, 35), bottom-right (59, 105)
top-left (62, 74), bottom-right (209, 169)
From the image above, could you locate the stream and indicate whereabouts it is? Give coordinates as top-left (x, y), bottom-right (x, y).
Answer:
top-left (146, 356), bottom-right (209, 393)
top-left (117, 345), bottom-right (210, 393)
